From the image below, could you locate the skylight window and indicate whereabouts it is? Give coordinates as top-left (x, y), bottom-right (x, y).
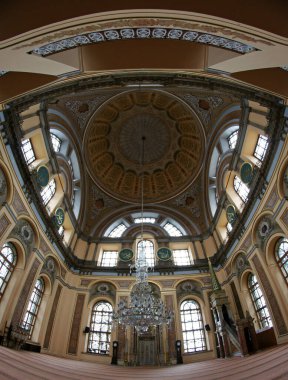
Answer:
top-left (233, 176), bottom-right (250, 203)
top-left (21, 139), bottom-right (36, 165)
top-left (50, 133), bottom-right (62, 152)
top-left (163, 222), bottom-right (183, 237)
top-left (173, 249), bottom-right (191, 265)
top-left (254, 135), bottom-right (269, 164)
top-left (100, 251), bottom-right (118, 267)
top-left (227, 130), bottom-right (238, 150)
top-left (108, 223), bottom-right (127, 238)
top-left (134, 217), bottom-right (156, 224)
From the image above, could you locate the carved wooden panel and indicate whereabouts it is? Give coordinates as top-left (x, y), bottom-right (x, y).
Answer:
top-left (252, 255), bottom-right (287, 335)
top-left (68, 294), bottom-right (85, 354)
top-left (43, 284), bottom-right (62, 349)
top-left (11, 258), bottom-right (40, 327)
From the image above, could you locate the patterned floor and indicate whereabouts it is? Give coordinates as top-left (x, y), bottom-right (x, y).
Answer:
top-left (1, 344), bottom-right (288, 380)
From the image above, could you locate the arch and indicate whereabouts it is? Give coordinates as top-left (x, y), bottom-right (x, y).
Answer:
top-left (18, 216), bottom-right (41, 250)
top-left (276, 156), bottom-right (288, 199)
top-left (250, 211), bottom-right (274, 247)
top-left (274, 237), bottom-right (288, 284)
top-left (0, 160), bottom-right (14, 205)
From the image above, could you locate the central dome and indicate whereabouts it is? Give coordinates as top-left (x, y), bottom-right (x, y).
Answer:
top-left (84, 91), bottom-right (205, 203)
top-left (119, 113), bottom-right (170, 164)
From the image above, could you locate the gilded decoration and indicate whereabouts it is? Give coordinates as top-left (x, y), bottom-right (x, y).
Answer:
top-left (84, 91), bottom-right (205, 203)
top-left (18, 17), bottom-right (273, 50)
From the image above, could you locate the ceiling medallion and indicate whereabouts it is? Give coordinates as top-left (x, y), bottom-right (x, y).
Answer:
top-left (84, 90), bottom-right (205, 203)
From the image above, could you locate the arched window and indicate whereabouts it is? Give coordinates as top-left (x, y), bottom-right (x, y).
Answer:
top-left (87, 301), bottom-right (113, 355)
top-left (40, 179), bottom-right (56, 206)
top-left (248, 273), bottom-right (272, 329)
top-left (0, 243), bottom-right (17, 298)
top-left (180, 300), bottom-right (207, 353)
top-left (233, 175), bottom-right (250, 203)
top-left (137, 240), bottom-right (154, 267)
top-left (50, 133), bottom-right (62, 152)
top-left (275, 238), bottom-right (288, 283)
top-left (21, 138), bottom-right (36, 165)
top-left (227, 130), bottom-right (238, 149)
top-left (22, 278), bottom-right (45, 338)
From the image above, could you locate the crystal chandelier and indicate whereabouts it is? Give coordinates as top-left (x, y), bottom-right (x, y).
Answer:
top-left (112, 137), bottom-right (174, 334)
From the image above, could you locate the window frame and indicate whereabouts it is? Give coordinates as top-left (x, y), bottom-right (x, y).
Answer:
top-left (0, 243), bottom-right (17, 299)
top-left (87, 301), bottom-right (113, 355)
top-left (21, 278), bottom-right (45, 338)
top-left (180, 299), bottom-right (207, 353)
top-left (275, 238), bottom-right (288, 283)
top-left (253, 135), bottom-right (269, 163)
top-left (137, 239), bottom-right (155, 268)
top-left (233, 175), bottom-right (250, 203)
top-left (247, 273), bottom-right (272, 329)
top-left (172, 249), bottom-right (192, 266)
top-left (227, 130), bottom-right (238, 150)
top-left (100, 251), bottom-right (118, 267)
top-left (40, 179), bottom-right (56, 206)
top-left (50, 133), bottom-right (62, 152)
top-left (21, 138), bottom-right (36, 166)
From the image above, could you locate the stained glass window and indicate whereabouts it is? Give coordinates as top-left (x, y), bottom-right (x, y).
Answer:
top-left (87, 302), bottom-right (113, 355)
top-left (180, 300), bottom-right (207, 353)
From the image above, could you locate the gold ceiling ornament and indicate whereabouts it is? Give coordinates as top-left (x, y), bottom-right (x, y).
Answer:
top-left (84, 90), bottom-right (205, 203)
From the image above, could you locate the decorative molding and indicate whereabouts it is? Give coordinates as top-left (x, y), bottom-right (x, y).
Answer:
top-left (31, 27), bottom-right (257, 57)
top-left (60, 266), bottom-right (67, 280)
top-left (0, 214), bottom-right (11, 239)
top-left (158, 280), bottom-right (175, 288)
top-left (225, 261), bottom-right (232, 276)
top-left (280, 208), bottom-right (288, 229)
top-left (80, 279), bottom-right (93, 287)
top-left (64, 96), bottom-right (112, 129)
top-left (239, 233), bottom-right (252, 252)
top-left (11, 258), bottom-right (41, 327)
top-left (43, 285), bottom-right (62, 349)
top-left (263, 184), bottom-right (279, 210)
top-left (177, 94), bottom-right (224, 127)
top-left (12, 189), bottom-right (28, 216)
top-left (252, 255), bottom-right (287, 336)
top-left (114, 280), bottom-right (134, 288)
top-left (39, 238), bottom-right (50, 256)
top-left (68, 294), bottom-right (86, 354)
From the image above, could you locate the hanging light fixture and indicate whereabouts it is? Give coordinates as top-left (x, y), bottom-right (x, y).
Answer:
top-left (112, 136), bottom-right (174, 334)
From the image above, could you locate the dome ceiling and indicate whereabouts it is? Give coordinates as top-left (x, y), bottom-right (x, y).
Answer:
top-left (84, 91), bottom-right (205, 203)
